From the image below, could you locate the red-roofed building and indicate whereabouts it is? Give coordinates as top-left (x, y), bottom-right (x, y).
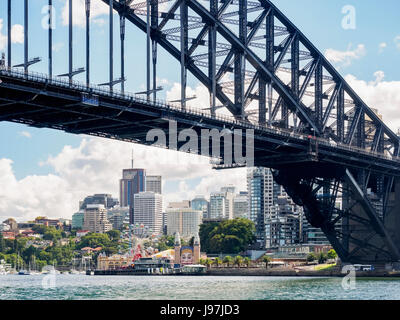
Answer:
top-left (20, 229), bottom-right (36, 237)
top-left (2, 231), bottom-right (17, 239)
top-left (77, 230), bottom-right (90, 238)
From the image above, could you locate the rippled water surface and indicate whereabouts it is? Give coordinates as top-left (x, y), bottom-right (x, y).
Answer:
top-left (0, 274), bottom-right (399, 300)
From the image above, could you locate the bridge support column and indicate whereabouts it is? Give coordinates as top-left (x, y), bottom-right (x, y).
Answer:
top-left (273, 164), bottom-right (400, 265)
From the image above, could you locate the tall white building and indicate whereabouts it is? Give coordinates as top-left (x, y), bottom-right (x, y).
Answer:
top-left (221, 186), bottom-right (236, 219)
top-left (209, 192), bottom-right (226, 219)
top-left (83, 204), bottom-right (113, 234)
top-left (233, 192), bottom-right (249, 219)
top-left (133, 192), bottom-right (163, 235)
top-left (166, 208), bottom-right (203, 239)
top-left (247, 167), bottom-right (286, 248)
top-left (146, 175), bottom-right (162, 194)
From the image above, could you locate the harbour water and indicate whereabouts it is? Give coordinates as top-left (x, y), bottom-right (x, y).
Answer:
top-left (0, 274), bottom-right (399, 300)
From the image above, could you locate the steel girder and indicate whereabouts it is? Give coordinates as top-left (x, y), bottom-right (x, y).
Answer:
top-left (106, 0), bottom-right (399, 154)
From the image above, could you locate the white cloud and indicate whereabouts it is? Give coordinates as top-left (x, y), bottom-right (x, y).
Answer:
top-left (166, 82), bottom-right (211, 110)
top-left (19, 131), bottom-right (32, 139)
top-left (324, 44), bottom-right (366, 68)
top-left (52, 42), bottom-right (65, 53)
top-left (0, 20), bottom-right (25, 51)
top-left (0, 19), bottom-right (7, 51)
top-left (394, 36), bottom-right (400, 51)
top-left (61, 0), bottom-right (110, 28)
top-left (0, 136), bottom-right (247, 222)
top-left (378, 42), bottom-right (387, 53)
top-left (11, 25), bottom-right (24, 44)
top-left (345, 71), bottom-right (400, 131)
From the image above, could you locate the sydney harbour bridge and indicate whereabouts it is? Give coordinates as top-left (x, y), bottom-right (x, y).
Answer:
top-left (1, 0), bottom-right (400, 265)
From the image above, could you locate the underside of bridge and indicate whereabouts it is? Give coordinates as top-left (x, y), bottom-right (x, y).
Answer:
top-left (271, 162), bottom-right (400, 264)
top-left (1, 0), bottom-right (400, 264)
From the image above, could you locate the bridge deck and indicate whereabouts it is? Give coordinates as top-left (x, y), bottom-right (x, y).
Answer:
top-left (1, 67), bottom-right (399, 176)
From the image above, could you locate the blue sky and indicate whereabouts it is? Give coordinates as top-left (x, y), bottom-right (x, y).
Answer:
top-left (0, 0), bottom-right (399, 220)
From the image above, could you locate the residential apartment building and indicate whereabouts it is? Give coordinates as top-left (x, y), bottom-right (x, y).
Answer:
top-left (83, 204), bottom-right (113, 233)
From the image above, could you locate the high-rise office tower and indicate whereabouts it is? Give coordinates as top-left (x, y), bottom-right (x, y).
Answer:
top-left (146, 175), bottom-right (162, 194)
top-left (209, 192), bottom-right (226, 219)
top-left (133, 192), bottom-right (163, 236)
top-left (120, 168), bottom-right (146, 224)
top-left (79, 194), bottom-right (119, 210)
top-left (233, 191), bottom-right (249, 219)
top-left (221, 186), bottom-right (236, 219)
top-left (191, 196), bottom-right (209, 219)
top-left (247, 167), bottom-right (288, 248)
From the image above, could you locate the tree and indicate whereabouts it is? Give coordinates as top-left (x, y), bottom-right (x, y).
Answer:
top-left (43, 227), bottom-right (62, 242)
top-left (199, 218), bottom-right (256, 254)
top-left (205, 258), bottom-right (213, 268)
top-left (234, 256), bottom-right (243, 268)
top-left (188, 236), bottom-right (195, 247)
top-left (318, 253), bottom-right (328, 264)
top-left (76, 233), bottom-right (111, 250)
top-left (31, 224), bottom-right (48, 235)
top-left (327, 249), bottom-right (337, 260)
top-left (262, 255), bottom-right (271, 269)
top-left (0, 233), bottom-right (4, 253)
top-left (307, 253), bottom-right (318, 262)
top-left (106, 230), bottom-right (121, 241)
top-left (214, 257), bottom-right (222, 268)
top-left (244, 257), bottom-right (251, 268)
top-left (223, 256), bottom-right (233, 267)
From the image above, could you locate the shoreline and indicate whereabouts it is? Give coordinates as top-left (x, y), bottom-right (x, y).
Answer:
top-left (89, 267), bottom-right (400, 278)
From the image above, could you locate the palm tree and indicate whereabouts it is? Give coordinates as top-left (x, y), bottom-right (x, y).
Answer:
top-left (214, 257), bottom-right (222, 268)
top-left (205, 258), bottom-right (213, 268)
top-left (262, 255), bottom-right (272, 269)
top-left (199, 258), bottom-right (206, 266)
top-left (234, 256), bottom-right (243, 268)
top-left (244, 257), bottom-right (251, 268)
top-left (223, 256), bottom-right (233, 267)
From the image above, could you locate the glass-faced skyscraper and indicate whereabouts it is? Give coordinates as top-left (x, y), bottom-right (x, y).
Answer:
top-left (247, 168), bottom-right (266, 247)
top-left (120, 168), bottom-right (146, 224)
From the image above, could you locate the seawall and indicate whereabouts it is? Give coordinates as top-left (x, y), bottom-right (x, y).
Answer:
top-left (205, 268), bottom-right (400, 277)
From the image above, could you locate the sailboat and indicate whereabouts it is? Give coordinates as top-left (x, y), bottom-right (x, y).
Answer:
top-left (17, 253), bottom-right (30, 275)
top-left (30, 256), bottom-right (40, 275)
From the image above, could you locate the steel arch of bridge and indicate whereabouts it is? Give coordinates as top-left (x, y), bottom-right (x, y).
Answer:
top-left (109, 0), bottom-right (398, 148)
top-left (2, 0), bottom-right (400, 265)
